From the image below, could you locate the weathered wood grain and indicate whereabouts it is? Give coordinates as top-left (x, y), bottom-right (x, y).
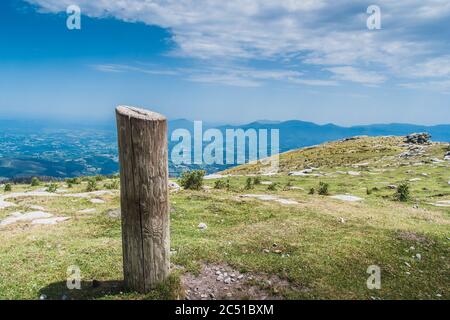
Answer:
top-left (116, 105), bottom-right (170, 293)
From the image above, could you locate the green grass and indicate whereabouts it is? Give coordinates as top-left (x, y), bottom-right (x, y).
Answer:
top-left (0, 136), bottom-right (449, 300)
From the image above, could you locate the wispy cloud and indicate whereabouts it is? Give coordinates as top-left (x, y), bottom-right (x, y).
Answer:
top-left (327, 66), bottom-right (386, 85)
top-left (28, 0), bottom-right (450, 91)
top-left (92, 64), bottom-right (179, 76)
top-left (400, 80), bottom-right (450, 94)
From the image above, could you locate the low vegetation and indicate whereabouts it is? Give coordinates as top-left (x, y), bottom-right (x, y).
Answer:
top-left (395, 182), bottom-right (410, 202)
top-left (0, 136), bottom-right (448, 300)
top-left (31, 177), bottom-right (40, 187)
top-left (179, 170), bottom-right (205, 190)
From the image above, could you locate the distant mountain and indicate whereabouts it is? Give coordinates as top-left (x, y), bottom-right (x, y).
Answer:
top-left (0, 118), bottom-right (449, 180)
top-left (209, 120), bottom-right (450, 153)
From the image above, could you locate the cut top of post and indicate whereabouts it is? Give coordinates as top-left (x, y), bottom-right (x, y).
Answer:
top-left (116, 105), bottom-right (166, 121)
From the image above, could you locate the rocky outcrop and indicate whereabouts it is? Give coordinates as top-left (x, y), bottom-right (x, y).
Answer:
top-left (404, 133), bottom-right (431, 144)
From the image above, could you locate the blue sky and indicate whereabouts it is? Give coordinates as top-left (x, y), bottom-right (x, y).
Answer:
top-left (1, 0), bottom-right (449, 125)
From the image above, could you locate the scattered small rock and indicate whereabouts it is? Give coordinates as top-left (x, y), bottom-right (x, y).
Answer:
top-left (198, 223), bottom-right (207, 230)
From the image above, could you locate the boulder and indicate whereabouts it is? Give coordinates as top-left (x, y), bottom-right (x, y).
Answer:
top-left (404, 133), bottom-right (431, 144)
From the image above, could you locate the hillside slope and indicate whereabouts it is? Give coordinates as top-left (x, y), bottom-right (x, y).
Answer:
top-left (223, 135), bottom-right (449, 175)
top-left (0, 134), bottom-right (449, 300)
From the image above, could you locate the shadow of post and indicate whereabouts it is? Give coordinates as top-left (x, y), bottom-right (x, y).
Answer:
top-left (39, 280), bottom-right (125, 300)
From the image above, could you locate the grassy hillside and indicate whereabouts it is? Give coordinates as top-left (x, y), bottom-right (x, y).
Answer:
top-left (0, 136), bottom-right (449, 300)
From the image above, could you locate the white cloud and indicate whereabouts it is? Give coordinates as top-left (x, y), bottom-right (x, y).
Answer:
top-left (327, 66), bottom-right (386, 85)
top-left (400, 80), bottom-right (450, 94)
top-left (92, 63), bottom-right (307, 87)
top-left (406, 56), bottom-right (450, 78)
top-left (26, 0), bottom-right (450, 91)
top-left (289, 78), bottom-right (339, 86)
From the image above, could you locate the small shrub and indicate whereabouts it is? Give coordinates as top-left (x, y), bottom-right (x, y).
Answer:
top-left (318, 182), bottom-right (329, 195)
top-left (86, 178), bottom-right (98, 192)
top-left (95, 175), bottom-right (106, 182)
top-left (104, 179), bottom-right (120, 190)
top-left (66, 177), bottom-right (80, 185)
top-left (30, 177), bottom-right (40, 187)
top-left (245, 177), bottom-right (253, 190)
top-left (214, 180), bottom-right (227, 189)
top-left (366, 187), bottom-right (372, 195)
top-left (225, 179), bottom-right (231, 191)
top-left (253, 176), bottom-right (261, 185)
top-left (46, 183), bottom-right (58, 193)
top-left (267, 183), bottom-right (278, 191)
top-left (179, 170), bottom-right (205, 190)
top-left (4, 183), bottom-right (12, 192)
top-left (395, 182), bottom-right (410, 202)
top-left (308, 188), bottom-right (315, 195)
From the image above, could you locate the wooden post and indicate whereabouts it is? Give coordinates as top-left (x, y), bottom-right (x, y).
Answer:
top-left (116, 105), bottom-right (170, 293)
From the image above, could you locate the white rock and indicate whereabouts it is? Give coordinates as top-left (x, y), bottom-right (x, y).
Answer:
top-left (431, 200), bottom-right (450, 207)
top-left (224, 278), bottom-right (231, 284)
top-left (0, 211), bottom-right (53, 226)
top-left (409, 178), bottom-right (422, 182)
top-left (168, 181), bottom-right (181, 191)
top-left (78, 208), bottom-right (96, 213)
top-left (90, 198), bottom-right (105, 204)
top-left (347, 171), bottom-right (361, 176)
top-left (240, 194), bottom-right (298, 205)
top-left (63, 190), bottom-right (113, 198)
top-left (28, 205), bottom-right (46, 211)
top-left (415, 253), bottom-right (422, 260)
top-left (330, 195), bottom-right (363, 202)
top-left (32, 217), bottom-right (70, 225)
top-left (198, 223), bottom-right (207, 230)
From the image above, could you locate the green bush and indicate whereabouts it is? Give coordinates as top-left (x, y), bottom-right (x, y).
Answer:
top-left (395, 182), bottom-right (410, 202)
top-left (267, 183), bottom-right (278, 191)
top-left (366, 187), bottom-right (372, 195)
top-left (318, 182), bottom-right (329, 195)
top-left (104, 179), bottom-right (120, 190)
top-left (308, 188), bottom-right (315, 195)
top-left (253, 176), bottom-right (261, 185)
top-left (245, 177), bottom-right (253, 190)
top-left (4, 183), bottom-right (12, 192)
top-left (86, 178), bottom-right (98, 192)
top-left (214, 180), bottom-right (227, 189)
top-left (46, 183), bottom-right (58, 193)
top-left (179, 170), bottom-right (205, 190)
top-left (31, 177), bottom-right (40, 187)
top-left (66, 177), bottom-right (80, 185)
